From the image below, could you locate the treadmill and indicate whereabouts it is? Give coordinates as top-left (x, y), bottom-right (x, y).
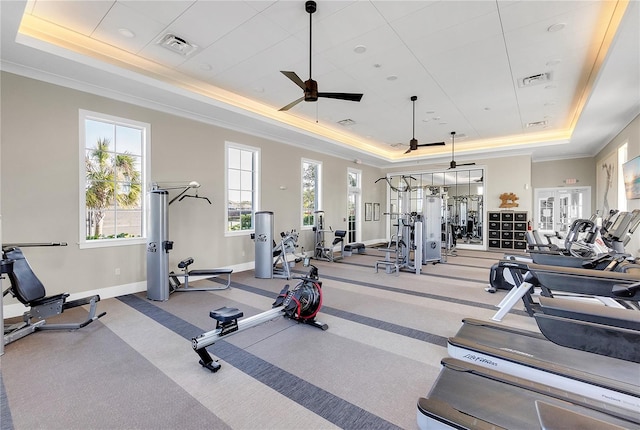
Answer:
top-left (417, 358), bottom-right (639, 429)
top-left (533, 296), bottom-right (640, 362)
top-left (447, 318), bottom-right (640, 413)
top-left (487, 210), bottom-right (640, 293)
top-left (491, 259), bottom-right (640, 321)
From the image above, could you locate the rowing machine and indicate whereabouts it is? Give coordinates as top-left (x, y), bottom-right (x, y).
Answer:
top-left (192, 258), bottom-right (328, 372)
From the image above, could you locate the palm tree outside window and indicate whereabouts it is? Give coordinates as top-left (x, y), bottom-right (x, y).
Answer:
top-left (80, 110), bottom-right (149, 247)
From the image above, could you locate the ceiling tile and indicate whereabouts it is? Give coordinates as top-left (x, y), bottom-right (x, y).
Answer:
top-left (92, 2), bottom-right (167, 54)
top-left (31, 0), bottom-right (115, 36)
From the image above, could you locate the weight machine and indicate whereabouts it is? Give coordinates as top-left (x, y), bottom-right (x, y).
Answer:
top-left (374, 176), bottom-right (443, 274)
top-left (312, 210), bottom-right (346, 262)
top-left (147, 181), bottom-right (231, 301)
top-left (272, 230), bottom-right (303, 279)
top-left (253, 211), bottom-right (305, 279)
top-left (2, 242), bottom-right (106, 346)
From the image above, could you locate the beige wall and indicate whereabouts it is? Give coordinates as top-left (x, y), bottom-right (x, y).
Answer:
top-left (0, 72), bottom-right (385, 305)
top-left (531, 157), bottom-right (596, 214)
top-left (1, 69), bottom-right (637, 308)
top-left (532, 157), bottom-right (595, 190)
top-left (595, 114), bottom-right (640, 255)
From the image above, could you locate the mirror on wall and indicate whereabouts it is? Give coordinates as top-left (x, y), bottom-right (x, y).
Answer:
top-left (386, 169), bottom-right (484, 250)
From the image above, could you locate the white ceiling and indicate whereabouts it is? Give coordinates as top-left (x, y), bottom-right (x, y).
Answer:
top-left (1, 0), bottom-right (638, 168)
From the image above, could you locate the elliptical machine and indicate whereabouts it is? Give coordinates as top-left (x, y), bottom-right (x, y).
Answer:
top-left (191, 258), bottom-right (328, 372)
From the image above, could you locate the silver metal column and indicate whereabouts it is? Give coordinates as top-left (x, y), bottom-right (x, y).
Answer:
top-left (423, 196), bottom-right (443, 263)
top-left (147, 190), bottom-right (171, 301)
top-left (254, 211), bottom-right (273, 279)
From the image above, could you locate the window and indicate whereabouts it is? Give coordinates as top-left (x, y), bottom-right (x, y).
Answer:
top-left (79, 110), bottom-right (149, 248)
top-left (226, 142), bottom-right (259, 234)
top-left (302, 159), bottom-right (321, 228)
top-left (347, 169), bottom-right (361, 243)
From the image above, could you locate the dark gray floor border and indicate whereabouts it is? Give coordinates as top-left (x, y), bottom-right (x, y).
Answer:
top-left (359, 250), bottom-right (499, 270)
top-left (349, 261), bottom-right (488, 283)
top-left (1, 373), bottom-right (14, 430)
top-left (225, 281), bottom-right (449, 347)
top-left (330, 256), bottom-right (491, 285)
top-left (284, 268), bottom-right (527, 317)
top-left (353, 257), bottom-right (495, 271)
top-left (117, 294), bottom-right (402, 430)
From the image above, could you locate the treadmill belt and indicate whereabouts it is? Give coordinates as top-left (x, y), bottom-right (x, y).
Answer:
top-left (453, 318), bottom-right (639, 392)
top-left (419, 358), bottom-right (639, 429)
top-left (447, 319), bottom-right (640, 413)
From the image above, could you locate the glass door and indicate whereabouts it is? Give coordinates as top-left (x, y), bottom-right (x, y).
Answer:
top-left (347, 169), bottom-right (361, 243)
top-left (534, 187), bottom-right (591, 235)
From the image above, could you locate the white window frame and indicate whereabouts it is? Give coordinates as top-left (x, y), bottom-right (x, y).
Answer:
top-left (225, 141), bottom-right (260, 236)
top-left (79, 110), bottom-right (150, 249)
top-left (347, 168), bottom-right (362, 243)
top-left (301, 158), bottom-right (322, 230)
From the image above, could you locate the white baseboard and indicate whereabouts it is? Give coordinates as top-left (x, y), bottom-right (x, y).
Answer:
top-left (3, 261), bottom-right (254, 319)
top-left (3, 281), bottom-right (147, 319)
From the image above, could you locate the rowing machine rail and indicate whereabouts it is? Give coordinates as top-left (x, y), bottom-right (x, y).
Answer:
top-left (192, 271), bottom-right (327, 372)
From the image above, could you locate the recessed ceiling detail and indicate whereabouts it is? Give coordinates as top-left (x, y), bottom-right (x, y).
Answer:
top-left (9, 0), bottom-right (637, 166)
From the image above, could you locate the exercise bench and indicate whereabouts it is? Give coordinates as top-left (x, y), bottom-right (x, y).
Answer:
top-left (169, 257), bottom-right (232, 292)
top-left (343, 242), bottom-right (365, 257)
top-left (2, 246), bottom-right (106, 346)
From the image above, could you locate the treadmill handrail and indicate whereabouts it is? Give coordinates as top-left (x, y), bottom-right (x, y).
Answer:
top-left (499, 259), bottom-right (640, 281)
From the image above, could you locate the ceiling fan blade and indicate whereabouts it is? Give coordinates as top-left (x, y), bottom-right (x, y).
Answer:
top-left (281, 71), bottom-right (305, 90)
top-left (448, 161), bottom-right (476, 169)
top-left (417, 141), bottom-right (445, 148)
top-left (404, 148), bottom-right (413, 154)
top-left (317, 92), bottom-right (363, 102)
top-left (279, 96), bottom-right (305, 111)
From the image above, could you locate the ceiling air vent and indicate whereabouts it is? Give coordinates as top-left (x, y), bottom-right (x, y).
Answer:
top-left (337, 118), bottom-right (356, 126)
top-left (157, 33), bottom-right (198, 56)
top-left (525, 120), bottom-right (548, 128)
top-left (519, 72), bottom-right (552, 88)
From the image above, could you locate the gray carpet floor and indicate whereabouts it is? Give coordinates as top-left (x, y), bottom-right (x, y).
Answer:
top-left (1, 249), bottom-right (539, 429)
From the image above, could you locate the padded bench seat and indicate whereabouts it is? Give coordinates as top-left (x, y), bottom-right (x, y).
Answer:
top-left (343, 243), bottom-right (365, 256)
top-left (171, 258), bottom-right (233, 291)
top-left (189, 268), bottom-right (233, 276)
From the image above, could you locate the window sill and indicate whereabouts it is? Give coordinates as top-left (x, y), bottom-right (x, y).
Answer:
top-left (79, 237), bottom-right (146, 249)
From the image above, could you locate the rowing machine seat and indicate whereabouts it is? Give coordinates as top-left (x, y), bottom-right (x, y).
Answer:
top-left (210, 306), bottom-right (243, 322)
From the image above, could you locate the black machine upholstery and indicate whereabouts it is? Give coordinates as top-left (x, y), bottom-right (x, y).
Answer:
top-left (2, 246), bottom-right (106, 345)
top-left (5, 247), bottom-right (48, 304)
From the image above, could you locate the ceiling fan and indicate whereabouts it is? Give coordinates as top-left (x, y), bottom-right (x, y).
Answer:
top-left (448, 131), bottom-right (476, 169)
top-left (402, 96), bottom-right (445, 154)
top-left (279, 1), bottom-right (363, 112)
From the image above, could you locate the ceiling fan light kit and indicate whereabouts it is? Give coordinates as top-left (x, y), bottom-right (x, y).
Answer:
top-left (279, 1), bottom-right (363, 112)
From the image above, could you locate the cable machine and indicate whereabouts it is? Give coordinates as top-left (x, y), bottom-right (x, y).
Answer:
top-left (147, 181), bottom-right (229, 301)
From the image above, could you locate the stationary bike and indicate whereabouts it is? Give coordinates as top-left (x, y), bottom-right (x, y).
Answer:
top-left (192, 258), bottom-right (328, 372)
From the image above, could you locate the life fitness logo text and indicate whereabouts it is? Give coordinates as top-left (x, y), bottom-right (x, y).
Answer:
top-left (462, 353), bottom-right (498, 367)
